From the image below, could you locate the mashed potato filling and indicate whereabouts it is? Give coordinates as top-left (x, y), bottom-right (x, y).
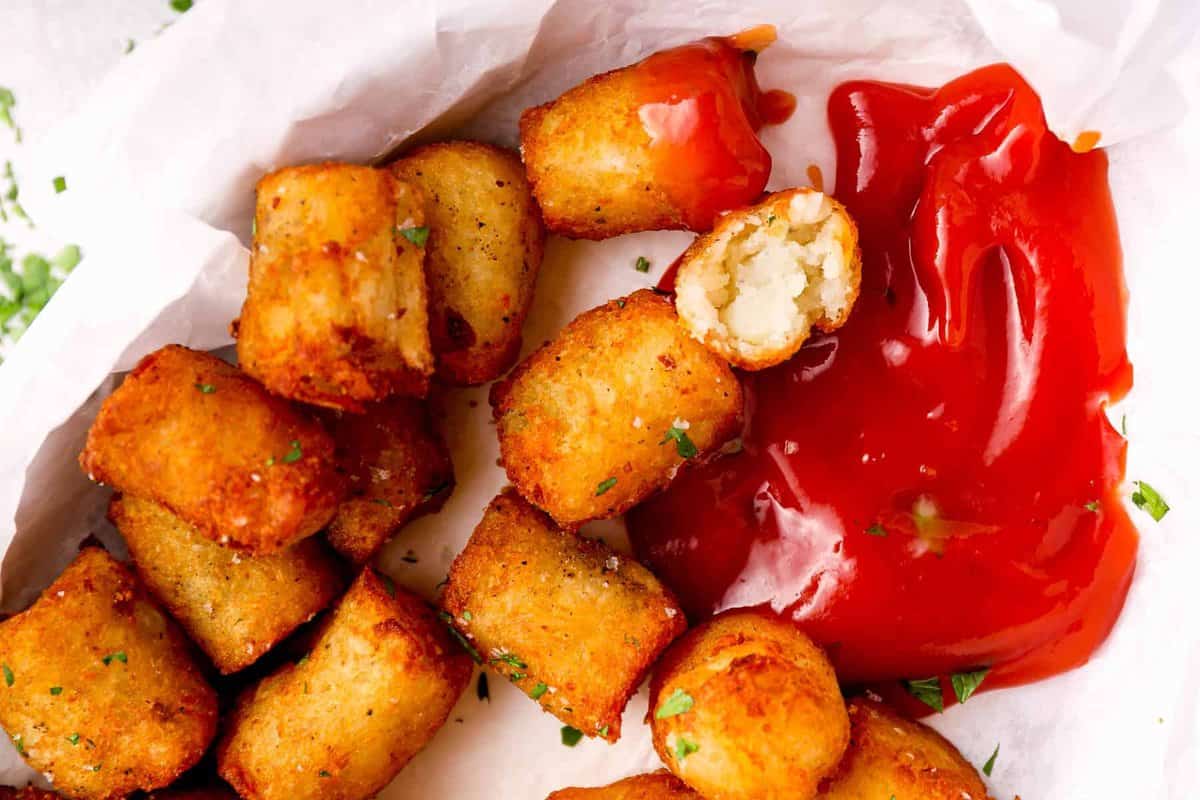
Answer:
top-left (676, 190), bottom-right (858, 369)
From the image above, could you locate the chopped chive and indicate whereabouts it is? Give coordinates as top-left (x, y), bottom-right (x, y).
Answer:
top-left (195, 382), bottom-right (216, 394)
top-left (318, 770), bottom-right (331, 778)
top-left (595, 477), bottom-right (617, 496)
top-left (655, 688), bottom-right (694, 719)
top-left (398, 226), bottom-right (430, 247)
top-left (67, 733), bottom-right (80, 746)
top-left (1131, 481), bottom-right (1169, 521)
top-left (52, 176), bottom-right (67, 194)
top-left (661, 426), bottom-right (697, 459)
top-left (2, 664), bottom-right (12, 686)
top-left (531, 682), bottom-right (548, 700)
top-left (491, 652), bottom-right (527, 670)
top-left (437, 611), bottom-right (482, 663)
top-left (561, 726), bottom-right (583, 747)
top-left (101, 651), bottom-right (127, 666)
top-left (635, 256), bottom-right (651, 273)
top-left (49, 686), bottom-right (63, 696)
top-left (675, 736), bottom-right (699, 761)
top-left (281, 439), bottom-right (303, 463)
top-left (12, 734), bottom-right (24, 755)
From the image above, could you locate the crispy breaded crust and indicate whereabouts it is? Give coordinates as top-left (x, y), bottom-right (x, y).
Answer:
top-left (817, 697), bottom-right (992, 800)
top-left (236, 163), bottom-right (433, 409)
top-left (0, 548), bottom-right (217, 800)
top-left (391, 141), bottom-right (545, 384)
top-left (547, 771), bottom-right (701, 799)
top-left (109, 494), bottom-right (345, 673)
top-left (216, 569), bottom-right (472, 800)
top-left (490, 289), bottom-right (742, 527)
top-left (322, 397), bottom-right (454, 564)
top-left (674, 188), bottom-right (863, 370)
top-left (520, 68), bottom-right (686, 240)
top-left (79, 345), bottom-right (343, 554)
top-left (649, 610), bottom-right (849, 800)
top-left (441, 490), bottom-right (686, 741)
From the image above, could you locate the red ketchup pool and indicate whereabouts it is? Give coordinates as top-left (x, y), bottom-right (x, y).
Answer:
top-left (628, 64), bottom-right (1138, 694)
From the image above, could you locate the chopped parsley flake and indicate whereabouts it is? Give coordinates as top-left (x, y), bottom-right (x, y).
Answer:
top-left (950, 668), bottom-right (988, 705)
top-left (170, 0), bottom-right (193, 11)
top-left (52, 176), bottom-right (67, 194)
top-left (1132, 481), bottom-right (1169, 521)
top-left (531, 682), bottom-right (548, 700)
top-left (281, 439), bottom-right (303, 463)
top-left (655, 688), bottom-right (694, 719)
top-left (398, 226), bottom-right (430, 247)
top-left (195, 382), bottom-right (216, 394)
top-left (491, 652), bottom-right (527, 670)
top-left (982, 743), bottom-right (999, 776)
top-left (102, 651), bottom-right (127, 666)
top-left (67, 733), bottom-right (80, 745)
top-left (461, 610), bottom-right (472, 621)
top-left (12, 734), bottom-right (24, 755)
top-left (675, 736), bottom-right (699, 761)
top-left (1084, 500), bottom-right (1100, 512)
top-left (124, 39), bottom-right (136, 54)
top-left (597, 724), bottom-right (609, 737)
top-left (661, 426), bottom-right (698, 459)
top-left (318, 770), bottom-right (331, 778)
top-left (766, 214), bottom-right (777, 224)
top-left (509, 671), bottom-right (527, 682)
top-left (2, 664), bottom-right (12, 686)
top-left (635, 256), bottom-right (651, 273)
top-left (49, 686), bottom-right (63, 696)
top-left (866, 523), bottom-right (887, 537)
top-left (0, 88), bottom-right (20, 142)
top-left (476, 672), bottom-right (489, 702)
top-left (595, 477), bottom-right (617, 496)
top-left (560, 726), bottom-right (583, 747)
top-left (904, 676), bottom-right (944, 712)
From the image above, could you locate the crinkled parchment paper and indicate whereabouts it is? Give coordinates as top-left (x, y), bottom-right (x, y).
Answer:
top-left (1, 0), bottom-right (1198, 797)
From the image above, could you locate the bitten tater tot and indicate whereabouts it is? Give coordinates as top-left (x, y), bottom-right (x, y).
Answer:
top-left (216, 569), bottom-right (472, 800)
top-left (817, 697), bottom-right (991, 800)
top-left (0, 548), bottom-right (218, 800)
top-left (441, 490), bottom-right (686, 741)
top-left (79, 345), bottom-right (343, 554)
top-left (649, 610), bottom-right (849, 800)
top-left (236, 163), bottom-right (433, 409)
top-left (547, 771), bottom-right (702, 799)
top-left (109, 494), bottom-right (345, 673)
top-left (323, 397), bottom-right (454, 564)
top-left (391, 141), bottom-right (545, 384)
top-left (674, 188), bottom-right (862, 370)
top-left (490, 289), bottom-right (742, 528)
top-left (519, 27), bottom-right (785, 239)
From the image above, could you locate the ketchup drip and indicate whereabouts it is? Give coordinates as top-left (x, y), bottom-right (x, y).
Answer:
top-left (629, 64), bottom-right (1138, 690)
top-left (634, 27), bottom-right (795, 230)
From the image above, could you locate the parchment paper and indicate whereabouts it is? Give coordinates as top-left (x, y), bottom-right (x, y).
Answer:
top-left (2, 0), bottom-right (1198, 797)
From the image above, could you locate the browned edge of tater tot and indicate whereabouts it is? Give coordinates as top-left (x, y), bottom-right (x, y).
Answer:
top-left (216, 568), bottom-right (472, 800)
top-left (546, 771), bottom-right (702, 799)
top-left (490, 289), bottom-right (743, 528)
top-left (440, 489), bottom-right (686, 742)
top-left (648, 609), bottom-right (849, 800)
top-left (79, 345), bottom-right (344, 554)
top-left (673, 188), bottom-right (862, 371)
top-left (236, 163), bottom-right (433, 410)
top-left (391, 141), bottom-right (546, 385)
top-left (321, 396), bottom-right (455, 564)
top-left (109, 494), bottom-right (346, 673)
top-left (816, 696), bottom-right (993, 800)
top-left (0, 787), bottom-right (64, 799)
top-left (518, 65), bottom-right (688, 240)
top-left (0, 547), bottom-right (218, 800)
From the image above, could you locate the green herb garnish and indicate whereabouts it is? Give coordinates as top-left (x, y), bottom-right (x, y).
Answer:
top-left (53, 176), bottom-right (67, 194)
top-left (655, 688), bottom-right (694, 719)
top-left (635, 256), bottom-right (651, 273)
top-left (437, 611), bottom-right (482, 663)
top-left (531, 682), bottom-right (548, 700)
top-left (950, 668), bottom-right (988, 705)
top-left (866, 523), bottom-right (887, 537)
top-left (281, 439), bottom-right (303, 463)
top-left (318, 770), bottom-right (331, 778)
top-left (12, 734), bottom-right (24, 755)
top-left (1132, 481), bottom-right (1169, 521)
top-left (195, 382), bottom-right (216, 394)
top-left (595, 477), bottom-right (617, 496)
top-left (398, 226), bottom-right (430, 247)
top-left (675, 736), bottom-right (699, 761)
top-left (2, 664), bottom-right (12, 686)
top-left (1084, 500), bottom-right (1100, 512)
top-left (982, 743), bottom-right (999, 776)
top-left (491, 652), bottom-right (527, 670)
top-left (662, 426), bottom-right (697, 459)
top-left (49, 686), bottom-right (63, 696)
top-left (560, 726), bottom-right (583, 747)
top-left (0, 88), bottom-right (21, 142)
top-left (903, 676), bottom-right (944, 712)
top-left (170, 0), bottom-right (193, 11)
top-left (67, 733), bottom-right (80, 745)
top-left (102, 651), bottom-right (127, 666)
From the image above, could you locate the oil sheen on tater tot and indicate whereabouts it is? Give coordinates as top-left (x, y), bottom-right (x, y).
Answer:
top-left (519, 26), bottom-right (790, 239)
top-left (674, 188), bottom-right (862, 370)
top-left (323, 397), bottom-right (454, 564)
top-left (391, 141), bottom-right (545, 384)
top-left (490, 289), bottom-right (742, 528)
top-left (79, 345), bottom-right (343, 554)
top-left (236, 163), bottom-right (434, 408)
top-left (441, 490), bottom-right (686, 741)
top-left (649, 610), bottom-right (849, 800)
top-left (109, 494), bottom-right (345, 673)
top-left (216, 568), bottom-right (472, 800)
top-left (817, 697), bottom-right (992, 800)
top-left (0, 548), bottom-right (217, 800)
top-left (547, 771), bottom-right (702, 799)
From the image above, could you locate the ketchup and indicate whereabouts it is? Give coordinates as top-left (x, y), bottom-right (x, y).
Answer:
top-left (634, 26), bottom-right (795, 231)
top-left (629, 64), bottom-right (1138, 691)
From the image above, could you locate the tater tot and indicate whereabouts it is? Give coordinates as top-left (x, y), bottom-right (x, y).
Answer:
top-left (519, 28), bottom-right (783, 239)
top-left (236, 163), bottom-right (433, 408)
top-left (817, 697), bottom-right (991, 800)
top-left (441, 490), bottom-right (686, 741)
top-left (109, 494), bottom-right (345, 673)
top-left (547, 771), bottom-right (702, 799)
top-left (0, 548), bottom-right (217, 800)
top-left (216, 568), bottom-right (472, 800)
top-left (648, 610), bottom-right (849, 800)
top-left (79, 345), bottom-right (343, 554)
top-left (674, 188), bottom-right (862, 370)
top-left (391, 141), bottom-right (545, 384)
top-left (323, 397), bottom-right (454, 564)
top-left (490, 289), bottom-right (742, 528)
top-left (0, 787), bottom-right (61, 799)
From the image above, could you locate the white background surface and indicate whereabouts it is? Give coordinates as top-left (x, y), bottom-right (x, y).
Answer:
top-left (0, 1), bottom-right (1198, 799)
